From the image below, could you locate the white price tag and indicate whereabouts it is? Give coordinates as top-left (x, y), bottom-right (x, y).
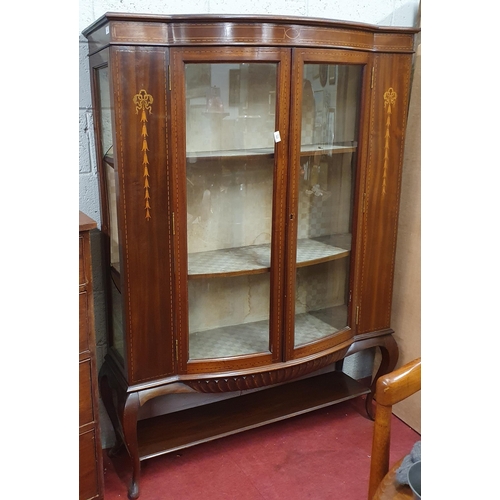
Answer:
top-left (105, 26), bottom-right (110, 34)
top-left (274, 131), bottom-right (281, 143)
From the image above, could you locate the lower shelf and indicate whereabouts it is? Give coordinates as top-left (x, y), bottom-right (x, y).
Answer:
top-left (137, 370), bottom-right (370, 461)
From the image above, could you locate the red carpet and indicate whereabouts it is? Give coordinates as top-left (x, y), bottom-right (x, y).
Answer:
top-left (103, 397), bottom-right (420, 500)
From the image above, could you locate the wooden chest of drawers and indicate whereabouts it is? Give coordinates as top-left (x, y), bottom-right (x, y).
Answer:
top-left (79, 212), bottom-right (104, 500)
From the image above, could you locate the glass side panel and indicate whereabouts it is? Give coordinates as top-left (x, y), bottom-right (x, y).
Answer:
top-left (110, 279), bottom-right (125, 361)
top-left (97, 66), bottom-right (113, 156)
top-left (185, 62), bottom-right (277, 360)
top-left (105, 162), bottom-right (120, 271)
top-left (294, 64), bottom-right (362, 348)
top-left (96, 65), bottom-right (124, 362)
top-left (96, 66), bottom-right (119, 272)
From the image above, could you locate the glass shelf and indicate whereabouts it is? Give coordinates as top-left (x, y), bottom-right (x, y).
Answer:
top-left (186, 143), bottom-right (356, 162)
top-left (105, 143), bottom-right (356, 164)
top-left (299, 143), bottom-right (357, 156)
top-left (188, 237), bottom-right (350, 279)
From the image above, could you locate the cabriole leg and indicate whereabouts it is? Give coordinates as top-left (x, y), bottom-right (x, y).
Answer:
top-left (344, 334), bottom-right (399, 419)
top-left (366, 335), bottom-right (399, 419)
top-left (122, 392), bottom-right (141, 500)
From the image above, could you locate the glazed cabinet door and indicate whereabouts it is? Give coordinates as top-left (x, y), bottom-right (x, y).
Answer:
top-left (285, 48), bottom-right (371, 360)
top-left (170, 47), bottom-right (291, 374)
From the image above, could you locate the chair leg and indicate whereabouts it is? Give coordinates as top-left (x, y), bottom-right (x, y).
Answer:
top-left (368, 403), bottom-right (393, 499)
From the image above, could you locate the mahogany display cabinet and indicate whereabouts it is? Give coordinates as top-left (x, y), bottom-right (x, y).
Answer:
top-left (83, 13), bottom-right (419, 499)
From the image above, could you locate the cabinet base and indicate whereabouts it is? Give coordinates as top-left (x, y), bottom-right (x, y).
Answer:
top-left (137, 370), bottom-right (369, 461)
top-left (100, 333), bottom-right (398, 499)
top-left (101, 367), bottom-right (370, 499)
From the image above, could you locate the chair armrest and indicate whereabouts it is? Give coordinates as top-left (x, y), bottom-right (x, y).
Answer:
top-left (368, 357), bottom-right (421, 499)
top-left (375, 357), bottom-right (421, 407)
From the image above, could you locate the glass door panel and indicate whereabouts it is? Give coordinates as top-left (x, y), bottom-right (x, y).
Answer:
top-left (185, 62), bottom-right (277, 360)
top-left (294, 63), bottom-right (362, 348)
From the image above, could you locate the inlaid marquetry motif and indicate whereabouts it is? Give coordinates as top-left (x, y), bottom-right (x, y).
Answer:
top-left (285, 28), bottom-right (300, 39)
top-left (382, 87), bottom-right (397, 195)
top-left (133, 89), bottom-right (154, 220)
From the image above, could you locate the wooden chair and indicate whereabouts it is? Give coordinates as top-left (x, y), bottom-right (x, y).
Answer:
top-left (368, 357), bottom-right (421, 499)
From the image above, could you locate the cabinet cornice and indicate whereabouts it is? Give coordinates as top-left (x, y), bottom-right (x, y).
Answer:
top-left (83, 14), bottom-right (418, 56)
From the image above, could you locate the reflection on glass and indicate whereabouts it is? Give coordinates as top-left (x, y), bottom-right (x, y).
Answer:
top-left (105, 160), bottom-right (119, 271)
top-left (97, 67), bottom-right (113, 155)
top-left (295, 64), bottom-right (362, 348)
top-left (185, 63), bottom-right (277, 360)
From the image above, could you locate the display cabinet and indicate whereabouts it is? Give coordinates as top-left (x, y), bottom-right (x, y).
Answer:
top-left (83, 13), bottom-right (418, 499)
